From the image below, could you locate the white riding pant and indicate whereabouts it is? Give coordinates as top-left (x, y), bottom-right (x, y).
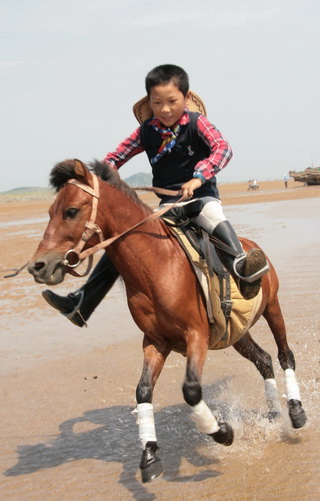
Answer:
top-left (160, 197), bottom-right (227, 233)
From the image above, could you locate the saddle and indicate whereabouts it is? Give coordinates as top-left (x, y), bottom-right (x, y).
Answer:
top-left (163, 199), bottom-right (231, 318)
top-left (162, 200), bottom-right (262, 349)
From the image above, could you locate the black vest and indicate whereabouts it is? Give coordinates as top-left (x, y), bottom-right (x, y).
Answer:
top-left (140, 112), bottom-right (220, 203)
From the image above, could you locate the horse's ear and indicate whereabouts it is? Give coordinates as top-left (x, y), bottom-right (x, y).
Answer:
top-left (73, 159), bottom-right (94, 187)
top-left (73, 158), bottom-right (92, 186)
top-left (74, 159), bottom-right (86, 177)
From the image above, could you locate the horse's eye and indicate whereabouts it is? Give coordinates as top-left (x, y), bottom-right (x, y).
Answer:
top-left (64, 208), bottom-right (79, 219)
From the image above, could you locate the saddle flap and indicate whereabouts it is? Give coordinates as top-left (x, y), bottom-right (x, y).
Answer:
top-left (198, 232), bottom-right (226, 276)
top-left (163, 214), bottom-right (226, 277)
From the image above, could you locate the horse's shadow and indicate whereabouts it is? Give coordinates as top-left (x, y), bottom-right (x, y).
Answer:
top-left (4, 378), bottom-right (238, 498)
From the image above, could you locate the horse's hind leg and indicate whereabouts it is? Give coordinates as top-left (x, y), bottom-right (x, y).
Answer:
top-left (183, 332), bottom-right (233, 446)
top-left (134, 336), bottom-right (170, 483)
top-left (263, 297), bottom-right (307, 428)
top-left (233, 332), bottom-right (282, 418)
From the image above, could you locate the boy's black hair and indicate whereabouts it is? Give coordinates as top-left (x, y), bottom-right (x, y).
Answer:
top-left (145, 64), bottom-right (189, 97)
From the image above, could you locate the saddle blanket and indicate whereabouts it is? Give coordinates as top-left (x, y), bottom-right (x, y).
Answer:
top-left (171, 226), bottom-right (263, 350)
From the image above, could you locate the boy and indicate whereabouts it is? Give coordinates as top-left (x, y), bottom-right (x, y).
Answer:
top-left (43, 64), bottom-right (268, 327)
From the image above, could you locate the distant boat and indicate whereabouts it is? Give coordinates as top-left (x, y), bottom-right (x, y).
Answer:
top-left (289, 167), bottom-right (320, 185)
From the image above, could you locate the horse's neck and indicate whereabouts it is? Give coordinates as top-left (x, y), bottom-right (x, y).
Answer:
top-left (98, 184), bottom-right (174, 278)
top-left (100, 184), bottom-right (150, 231)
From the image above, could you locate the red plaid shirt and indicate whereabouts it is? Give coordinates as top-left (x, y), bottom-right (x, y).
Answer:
top-left (103, 113), bottom-right (232, 181)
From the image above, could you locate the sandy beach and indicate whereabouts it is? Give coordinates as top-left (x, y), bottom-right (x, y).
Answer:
top-left (1, 179), bottom-right (319, 500)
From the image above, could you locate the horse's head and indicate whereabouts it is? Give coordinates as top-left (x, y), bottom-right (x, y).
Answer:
top-left (28, 159), bottom-right (105, 285)
top-left (28, 157), bottom-right (151, 285)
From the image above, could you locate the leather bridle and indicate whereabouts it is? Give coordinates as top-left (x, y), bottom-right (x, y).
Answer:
top-left (61, 175), bottom-right (103, 275)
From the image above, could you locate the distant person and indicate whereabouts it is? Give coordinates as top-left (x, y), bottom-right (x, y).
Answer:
top-left (42, 64), bottom-right (269, 327)
top-left (283, 174), bottom-right (288, 188)
top-left (248, 179), bottom-right (259, 190)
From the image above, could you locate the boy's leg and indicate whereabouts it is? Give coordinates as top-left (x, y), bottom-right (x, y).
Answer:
top-left (193, 199), bottom-right (269, 300)
top-left (211, 220), bottom-right (268, 299)
top-left (42, 253), bottom-right (119, 327)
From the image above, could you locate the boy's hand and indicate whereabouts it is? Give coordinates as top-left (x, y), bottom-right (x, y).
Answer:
top-left (181, 178), bottom-right (202, 199)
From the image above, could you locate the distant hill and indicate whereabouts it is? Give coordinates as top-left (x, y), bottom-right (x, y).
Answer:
top-left (0, 173), bottom-right (152, 201)
top-left (0, 186), bottom-right (54, 202)
top-left (3, 187), bottom-right (53, 195)
top-left (123, 172), bottom-right (152, 187)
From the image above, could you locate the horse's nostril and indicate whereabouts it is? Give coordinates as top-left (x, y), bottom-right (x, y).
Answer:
top-left (34, 261), bottom-right (45, 271)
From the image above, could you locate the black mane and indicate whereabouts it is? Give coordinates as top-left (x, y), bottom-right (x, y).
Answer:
top-left (50, 159), bottom-right (77, 190)
top-left (90, 160), bottom-right (125, 188)
top-left (49, 159), bottom-right (146, 208)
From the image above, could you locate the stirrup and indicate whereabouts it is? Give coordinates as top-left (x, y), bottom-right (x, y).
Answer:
top-left (233, 254), bottom-right (269, 283)
top-left (63, 290), bottom-right (87, 327)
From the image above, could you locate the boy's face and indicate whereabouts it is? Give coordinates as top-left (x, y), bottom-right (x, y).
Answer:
top-left (149, 82), bottom-right (190, 127)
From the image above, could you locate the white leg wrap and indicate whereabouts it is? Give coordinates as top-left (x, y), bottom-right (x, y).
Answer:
top-left (285, 369), bottom-right (301, 401)
top-left (264, 378), bottom-right (282, 413)
top-left (132, 403), bottom-right (157, 448)
top-left (191, 400), bottom-right (219, 434)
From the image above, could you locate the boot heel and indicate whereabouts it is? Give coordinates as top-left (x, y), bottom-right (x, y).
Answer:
top-left (238, 249), bottom-right (269, 300)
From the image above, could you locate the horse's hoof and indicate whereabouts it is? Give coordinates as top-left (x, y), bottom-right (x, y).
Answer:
top-left (210, 422), bottom-right (234, 446)
top-left (140, 441), bottom-right (163, 483)
top-left (288, 399), bottom-right (307, 429)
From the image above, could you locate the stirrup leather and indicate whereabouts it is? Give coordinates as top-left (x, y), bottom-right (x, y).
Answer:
top-left (63, 290), bottom-right (87, 326)
top-left (233, 254), bottom-right (269, 283)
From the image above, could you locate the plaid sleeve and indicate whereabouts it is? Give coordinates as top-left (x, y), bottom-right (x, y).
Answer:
top-left (194, 115), bottom-right (233, 179)
top-left (103, 127), bottom-right (144, 169)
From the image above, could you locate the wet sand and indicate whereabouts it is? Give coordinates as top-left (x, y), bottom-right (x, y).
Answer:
top-left (0, 180), bottom-right (319, 500)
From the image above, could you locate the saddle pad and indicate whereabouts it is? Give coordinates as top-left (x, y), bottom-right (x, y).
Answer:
top-left (170, 226), bottom-right (262, 350)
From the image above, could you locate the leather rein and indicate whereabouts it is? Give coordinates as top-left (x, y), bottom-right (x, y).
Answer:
top-left (2, 175), bottom-right (234, 279)
top-left (62, 174), bottom-right (187, 277)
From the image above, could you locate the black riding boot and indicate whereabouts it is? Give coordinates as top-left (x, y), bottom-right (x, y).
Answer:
top-left (212, 221), bottom-right (269, 300)
top-left (42, 253), bottom-right (119, 327)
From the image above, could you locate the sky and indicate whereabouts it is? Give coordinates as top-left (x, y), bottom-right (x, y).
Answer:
top-left (1, 0), bottom-right (319, 192)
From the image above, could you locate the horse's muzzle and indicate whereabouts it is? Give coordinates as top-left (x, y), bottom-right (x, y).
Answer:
top-left (27, 252), bottom-right (67, 285)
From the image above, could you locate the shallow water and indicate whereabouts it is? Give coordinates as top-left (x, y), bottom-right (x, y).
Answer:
top-left (0, 216), bottom-right (48, 229)
top-left (225, 197), bottom-right (320, 254)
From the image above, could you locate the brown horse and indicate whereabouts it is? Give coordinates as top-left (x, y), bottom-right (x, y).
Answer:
top-left (28, 159), bottom-right (307, 483)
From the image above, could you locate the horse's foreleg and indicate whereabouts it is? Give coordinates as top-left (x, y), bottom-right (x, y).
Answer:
top-left (183, 334), bottom-right (233, 446)
top-left (134, 337), bottom-right (170, 483)
top-left (263, 298), bottom-right (307, 428)
top-left (233, 332), bottom-right (282, 418)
